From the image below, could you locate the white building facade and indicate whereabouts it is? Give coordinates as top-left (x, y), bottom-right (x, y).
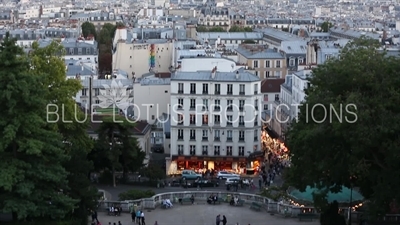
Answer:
top-left (167, 69), bottom-right (263, 175)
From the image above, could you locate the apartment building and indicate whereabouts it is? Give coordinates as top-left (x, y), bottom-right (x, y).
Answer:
top-left (167, 69), bottom-right (262, 175)
top-left (236, 44), bottom-right (287, 79)
top-left (198, 1), bottom-right (230, 29)
top-left (112, 28), bottom-right (174, 78)
top-left (261, 78), bottom-right (285, 113)
top-left (70, 12), bottom-right (119, 29)
top-left (279, 41), bottom-right (307, 72)
top-left (196, 32), bottom-right (263, 46)
top-left (306, 39), bottom-right (349, 65)
top-left (133, 76), bottom-right (171, 124)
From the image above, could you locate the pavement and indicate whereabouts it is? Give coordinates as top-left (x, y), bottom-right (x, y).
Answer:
top-left (95, 203), bottom-right (318, 225)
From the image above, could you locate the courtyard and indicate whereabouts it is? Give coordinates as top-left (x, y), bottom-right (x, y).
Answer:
top-left (97, 203), bottom-right (318, 225)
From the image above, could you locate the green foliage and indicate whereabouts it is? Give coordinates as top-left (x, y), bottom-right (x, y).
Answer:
top-left (0, 33), bottom-right (77, 220)
top-left (259, 185), bottom-right (289, 202)
top-left (118, 189), bottom-right (155, 201)
top-left (285, 37), bottom-right (400, 217)
top-left (94, 116), bottom-right (145, 186)
top-left (97, 23), bottom-right (116, 73)
top-left (81, 22), bottom-right (96, 39)
top-left (196, 26), bottom-right (226, 32)
top-left (139, 165), bottom-right (166, 181)
top-left (229, 25), bottom-right (253, 32)
top-left (243, 40), bottom-right (256, 44)
top-left (320, 22), bottom-right (333, 32)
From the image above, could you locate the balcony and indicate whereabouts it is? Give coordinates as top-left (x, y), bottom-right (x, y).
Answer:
top-left (227, 150), bottom-right (233, 156)
top-left (202, 121), bottom-right (208, 125)
top-left (227, 91), bottom-right (233, 95)
top-left (178, 150), bottom-right (184, 155)
top-left (227, 137), bottom-right (232, 141)
top-left (178, 136), bottom-right (183, 140)
top-left (214, 106), bottom-right (221, 111)
top-left (255, 106), bottom-right (258, 110)
top-left (178, 90), bottom-right (183, 94)
top-left (254, 121), bottom-right (258, 126)
top-left (214, 121), bottom-right (220, 125)
top-left (239, 122), bottom-right (245, 126)
top-left (254, 91), bottom-right (258, 94)
top-left (215, 91), bottom-right (220, 95)
top-left (202, 137), bottom-right (208, 141)
top-left (203, 91), bottom-right (208, 94)
top-left (214, 137), bottom-right (220, 141)
top-left (177, 105), bottom-right (183, 110)
top-left (227, 122), bottom-right (232, 126)
top-left (178, 121), bottom-right (183, 125)
top-left (239, 91), bottom-right (245, 95)
top-left (202, 151), bottom-right (208, 156)
top-left (238, 150), bottom-right (244, 156)
top-left (190, 90), bottom-right (196, 94)
top-left (227, 107), bottom-right (233, 111)
top-left (214, 150), bottom-right (220, 156)
top-left (239, 107), bottom-right (244, 111)
top-left (254, 137), bottom-right (258, 141)
top-left (190, 136), bottom-right (196, 140)
top-left (190, 121), bottom-right (196, 125)
top-left (190, 150), bottom-right (196, 156)
top-left (239, 137), bottom-right (245, 142)
top-left (190, 106), bottom-right (196, 110)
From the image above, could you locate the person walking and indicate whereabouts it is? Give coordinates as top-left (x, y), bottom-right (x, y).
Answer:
top-left (216, 215), bottom-right (221, 225)
top-left (222, 215), bottom-right (227, 225)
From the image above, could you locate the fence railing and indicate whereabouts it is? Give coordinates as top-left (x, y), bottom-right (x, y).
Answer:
top-left (100, 191), bottom-right (314, 217)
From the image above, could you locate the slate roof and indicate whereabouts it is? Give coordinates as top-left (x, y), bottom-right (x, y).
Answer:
top-left (261, 79), bottom-right (285, 93)
top-left (172, 70), bottom-right (260, 82)
top-left (197, 32), bottom-right (263, 40)
top-left (236, 45), bottom-right (284, 59)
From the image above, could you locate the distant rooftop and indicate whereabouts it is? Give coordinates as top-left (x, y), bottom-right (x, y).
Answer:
top-left (172, 70), bottom-right (260, 82)
top-left (196, 32), bottom-right (263, 40)
top-left (236, 44), bottom-right (284, 59)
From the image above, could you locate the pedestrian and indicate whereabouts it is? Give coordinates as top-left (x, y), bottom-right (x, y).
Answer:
top-left (118, 221), bottom-right (122, 225)
top-left (216, 214), bottom-right (221, 225)
top-left (154, 222), bottom-right (158, 225)
top-left (131, 210), bottom-right (136, 222)
top-left (141, 211), bottom-right (145, 225)
top-left (222, 215), bottom-right (227, 225)
top-left (91, 210), bottom-right (98, 223)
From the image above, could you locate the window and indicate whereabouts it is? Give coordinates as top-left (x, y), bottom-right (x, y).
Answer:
top-left (263, 94), bottom-right (268, 102)
top-left (202, 83), bottom-right (208, 94)
top-left (190, 145), bottom-right (196, 155)
top-left (239, 116), bottom-right (244, 126)
top-left (226, 115), bottom-right (233, 126)
top-left (227, 100), bottom-right (233, 111)
top-left (254, 84), bottom-right (258, 94)
top-left (178, 129), bottom-right (183, 139)
top-left (254, 129), bottom-right (258, 141)
top-left (265, 60), bottom-right (270, 68)
top-left (178, 83), bottom-right (184, 93)
top-left (178, 98), bottom-right (183, 109)
top-left (275, 71), bottom-right (281, 78)
top-left (298, 57), bottom-right (304, 65)
top-left (289, 57), bottom-right (295, 66)
top-left (227, 130), bottom-right (233, 141)
top-left (177, 114), bottom-right (184, 125)
top-left (226, 146), bottom-right (233, 156)
top-left (239, 131), bottom-right (245, 141)
top-left (202, 130), bottom-right (208, 140)
top-left (325, 54), bottom-right (331, 60)
top-left (202, 99), bottom-right (208, 110)
top-left (202, 115), bottom-right (208, 125)
top-left (214, 99), bottom-right (220, 111)
top-left (190, 83), bottom-right (196, 94)
top-left (239, 100), bottom-right (245, 111)
top-left (214, 146), bottom-right (220, 155)
top-left (178, 145), bottom-right (184, 155)
top-left (264, 104), bottom-right (269, 110)
top-left (276, 60), bottom-right (281, 68)
top-left (190, 99), bottom-right (196, 109)
top-left (213, 115), bottom-right (220, 124)
top-left (239, 84), bottom-right (245, 95)
top-left (238, 146), bottom-right (245, 156)
top-left (190, 129), bottom-right (196, 140)
top-left (215, 84), bottom-right (221, 94)
top-left (265, 71), bottom-right (270, 77)
top-left (255, 71), bottom-right (258, 77)
top-left (275, 94), bottom-right (279, 101)
top-left (202, 146), bottom-right (208, 155)
top-left (190, 114), bottom-right (196, 124)
top-left (253, 60), bottom-right (258, 68)
top-left (254, 99), bottom-right (259, 110)
top-left (214, 130), bottom-right (220, 141)
top-left (82, 89), bottom-right (87, 96)
top-left (227, 84), bottom-right (233, 95)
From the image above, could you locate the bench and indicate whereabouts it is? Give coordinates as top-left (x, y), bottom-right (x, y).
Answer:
top-left (180, 198), bottom-right (192, 205)
top-left (250, 202), bottom-right (262, 211)
top-left (298, 213), bottom-right (317, 221)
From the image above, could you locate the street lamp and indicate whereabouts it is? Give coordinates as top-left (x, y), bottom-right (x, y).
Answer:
top-left (349, 185), bottom-right (353, 225)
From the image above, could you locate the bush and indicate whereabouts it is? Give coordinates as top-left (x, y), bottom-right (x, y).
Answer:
top-left (118, 189), bottom-right (155, 201)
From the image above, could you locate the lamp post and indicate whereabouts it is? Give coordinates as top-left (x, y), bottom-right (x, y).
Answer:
top-left (349, 185), bottom-right (353, 225)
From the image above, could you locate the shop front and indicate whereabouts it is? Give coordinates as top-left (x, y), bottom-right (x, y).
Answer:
top-left (168, 156), bottom-right (248, 175)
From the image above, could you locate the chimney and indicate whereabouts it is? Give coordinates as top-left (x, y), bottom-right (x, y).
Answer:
top-left (211, 66), bottom-right (217, 79)
top-left (235, 70), bottom-right (240, 79)
top-left (383, 29), bottom-right (387, 40)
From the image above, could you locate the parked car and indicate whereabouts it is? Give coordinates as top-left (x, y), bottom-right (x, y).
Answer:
top-left (225, 178), bottom-right (250, 186)
top-left (182, 179), bottom-right (219, 188)
top-left (181, 170), bottom-right (202, 180)
top-left (217, 171), bottom-right (240, 180)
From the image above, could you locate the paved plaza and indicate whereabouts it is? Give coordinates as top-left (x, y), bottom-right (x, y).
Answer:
top-left (96, 204), bottom-right (318, 225)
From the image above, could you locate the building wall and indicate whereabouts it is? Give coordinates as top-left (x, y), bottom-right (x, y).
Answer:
top-left (133, 83), bottom-right (171, 124)
top-left (134, 132), bottom-right (151, 156)
top-left (180, 58), bottom-right (243, 72)
top-left (237, 55), bottom-right (287, 79)
top-left (113, 42), bottom-right (173, 78)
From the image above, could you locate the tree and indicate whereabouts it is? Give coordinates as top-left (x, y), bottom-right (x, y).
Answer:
top-left (0, 33), bottom-right (76, 221)
top-left (140, 165), bottom-right (166, 181)
top-left (208, 26), bottom-right (225, 32)
top-left (285, 37), bottom-right (400, 217)
top-left (98, 23), bottom-right (116, 45)
top-left (96, 116), bottom-right (145, 187)
top-left (320, 21), bottom-right (333, 32)
top-left (196, 26), bottom-right (208, 32)
top-left (81, 21), bottom-right (96, 39)
top-left (229, 25), bottom-right (253, 32)
top-left (243, 40), bottom-right (256, 44)
top-left (98, 52), bottom-right (112, 74)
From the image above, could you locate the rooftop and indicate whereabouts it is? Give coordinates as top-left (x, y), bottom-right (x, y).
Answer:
top-left (196, 32), bottom-right (263, 40)
top-left (261, 79), bottom-right (285, 93)
top-left (236, 44), bottom-right (284, 59)
top-left (172, 70), bottom-right (260, 82)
